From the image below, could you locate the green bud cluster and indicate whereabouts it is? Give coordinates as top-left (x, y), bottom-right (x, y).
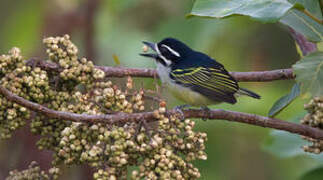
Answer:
top-left (0, 47), bottom-right (24, 78)
top-left (0, 48), bottom-right (38, 139)
top-left (302, 97), bottom-right (323, 154)
top-left (53, 107), bottom-right (206, 179)
top-left (43, 35), bottom-right (105, 84)
top-left (6, 161), bottom-right (60, 180)
top-left (2, 35), bottom-right (208, 179)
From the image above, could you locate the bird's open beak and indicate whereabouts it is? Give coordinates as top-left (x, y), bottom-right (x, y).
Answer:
top-left (140, 41), bottom-right (158, 59)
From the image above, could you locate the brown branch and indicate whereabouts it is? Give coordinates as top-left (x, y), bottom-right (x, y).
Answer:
top-left (26, 59), bottom-right (294, 82)
top-left (289, 27), bottom-right (317, 56)
top-left (97, 66), bottom-right (295, 82)
top-left (97, 66), bottom-right (294, 81)
top-left (1, 86), bottom-right (322, 140)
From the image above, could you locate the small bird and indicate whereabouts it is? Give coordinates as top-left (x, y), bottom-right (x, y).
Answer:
top-left (140, 38), bottom-right (260, 107)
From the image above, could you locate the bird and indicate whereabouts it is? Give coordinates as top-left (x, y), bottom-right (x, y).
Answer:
top-left (140, 37), bottom-right (260, 108)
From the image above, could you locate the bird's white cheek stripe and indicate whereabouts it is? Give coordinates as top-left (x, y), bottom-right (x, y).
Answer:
top-left (155, 43), bottom-right (172, 66)
top-left (161, 44), bottom-right (180, 57)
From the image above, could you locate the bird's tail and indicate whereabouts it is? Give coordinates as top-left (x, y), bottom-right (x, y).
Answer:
top-left (237, 88), bottom-right (261, 99)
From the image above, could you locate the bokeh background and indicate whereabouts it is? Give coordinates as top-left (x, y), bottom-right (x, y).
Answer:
top-left (0, 0), bottom-right (321, 179)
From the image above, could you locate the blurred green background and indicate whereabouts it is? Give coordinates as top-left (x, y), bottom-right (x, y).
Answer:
top-left (0, 0), bottom-right (322, 179)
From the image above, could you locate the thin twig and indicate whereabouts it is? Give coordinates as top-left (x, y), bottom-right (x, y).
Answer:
top-left (1, 86), bottom-right (322, 140)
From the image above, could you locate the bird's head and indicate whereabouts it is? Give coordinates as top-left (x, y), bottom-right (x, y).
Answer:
top-left (140, 38), bottom-right (192, 67)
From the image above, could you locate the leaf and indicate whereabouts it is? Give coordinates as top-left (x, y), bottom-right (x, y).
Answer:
top-left (112, 54), bottom-right (121, 66)
top-left (263, 126), bottom-right (308, 158)
top-left (300, 166), bottom-right (323, 180)
top-left (280, 9), bottom-right (323, 42)
top-left (288, 0), bottom-right (323, 20)
top-left (292, 52), bottom-right (323, 96)
top-left (268, 83), bottom-right (300, 117)
top-left (262, 112), bottom-right (323, 162)
top-left (189, 0), bottom-right (294, 23)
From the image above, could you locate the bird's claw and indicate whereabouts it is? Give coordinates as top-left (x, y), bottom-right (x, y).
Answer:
top-left (201, 106), bottom-right (210, 121)
top-left (173, 104), bottom-right (191, 121)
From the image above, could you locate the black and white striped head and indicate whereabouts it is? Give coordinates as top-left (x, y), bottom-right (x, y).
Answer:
top-left (140, 38), bottom-right (192, 67)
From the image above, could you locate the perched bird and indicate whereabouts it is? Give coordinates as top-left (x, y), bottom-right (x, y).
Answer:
top-left (140, 38), bottom-right (260, 107)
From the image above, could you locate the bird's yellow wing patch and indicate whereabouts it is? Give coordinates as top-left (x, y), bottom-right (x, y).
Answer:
top-left (170, 67), bottom-right (239, 104)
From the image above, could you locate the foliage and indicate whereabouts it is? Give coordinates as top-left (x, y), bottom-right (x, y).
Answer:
top-left (189, 0), bottom-right (295, 23)
top-left (293, 52), bottom-right (323, 96)
top-left (190, 0), bottom-right (323, 42)
top-left (268, 83), bottom-right (300, 117)
top-left (280, 0), bottom-right (323, 42)
top-left (300, 166), bottom-right (323, 180)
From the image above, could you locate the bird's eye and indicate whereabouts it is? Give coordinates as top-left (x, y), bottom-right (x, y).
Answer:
top-left (159, 46), bottom-right (168, 54)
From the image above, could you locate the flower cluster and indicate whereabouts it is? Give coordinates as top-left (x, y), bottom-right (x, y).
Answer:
top-left (0, 47), bottom-right (24, 77)
top-left (302, 97), bottom-right (323, 154)
top-left (1, 35), bottom-right (208, 179)
top-left (6, 161), bottom-right (60, 180)
top-left (53, 105), bottom-right (207, 179)
top-left (43, 35), bottom-right (104, 84)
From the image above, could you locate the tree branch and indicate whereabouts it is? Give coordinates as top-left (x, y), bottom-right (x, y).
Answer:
top-left (98, 66), bottom-right (294, 82)
top-left (1, 86), bottom-right (322, 140)
top-left (289, 27), bottom-right (317, 56)
top-left (26, 59), bottom-right (294, 82)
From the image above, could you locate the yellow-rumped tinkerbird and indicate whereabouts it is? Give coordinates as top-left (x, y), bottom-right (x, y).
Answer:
top-left (140, 38), bottom-right (260, 107)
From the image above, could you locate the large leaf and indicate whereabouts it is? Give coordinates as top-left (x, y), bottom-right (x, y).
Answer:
top-left (263, 130), bottom-right (309, 158)
top-left (288, 0), bottom-right (323, 20)
top-left (300, 166), bottom-right (323, 180)
top-left (263, 113), bottom-right (323, 162)
top-left (280, 0), bottom-right (323, 42)
top-left (280, 9), bottom-right (323, 42)
top-left (292, 52), bottom-right (323, 96)
top-left (268, 83), bottom-right (300, 117)
top-left (189, 0), bottom-right (294, 23)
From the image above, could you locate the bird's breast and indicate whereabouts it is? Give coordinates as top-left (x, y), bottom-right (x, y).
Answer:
top-left (167, 83), bottom-right (215, 106)
top-left (156, 63), bottom-right (172, 84)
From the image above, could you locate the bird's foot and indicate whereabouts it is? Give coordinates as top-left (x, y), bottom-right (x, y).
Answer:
top-left (201, 106), bottom-right (210, 121)
top-left (173, 104), bottom-right (191, 121)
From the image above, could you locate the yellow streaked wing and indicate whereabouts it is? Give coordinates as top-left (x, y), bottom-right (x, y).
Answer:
top-left (170, 67), bottom-right (239, 103)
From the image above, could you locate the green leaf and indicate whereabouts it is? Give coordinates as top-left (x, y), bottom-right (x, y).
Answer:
top-left (268, 83), bottom-right (300, 117)
top-left (280, 9), bottom-right (323, 42)
top-left (300, 166), bottom-right (323, 180)
top-left (189, 0), bottom-right (294, 23)
top-left (292, 52), bottom-right (323, 96)
top-left (263, 112), bottom-right (323, 162)
top-left (288, 0), bottom-right (323, 20)
top-left (263, 128), bottom-right (308, 158)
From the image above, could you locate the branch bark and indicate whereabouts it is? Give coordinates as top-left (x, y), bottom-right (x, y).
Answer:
top-left (289, 27), bottom-right (317, 56)
top-left (1, 86), bottom-right (322, 140)
top-left (97, 66), bottom-right (294, 82)
top-left (26, 59), bottom-right (294, 82)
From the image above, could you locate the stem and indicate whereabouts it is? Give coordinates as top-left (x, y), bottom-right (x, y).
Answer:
top-left (302, 9), bottom-right (323, 25)
top-left (1, 86), bottom-right (322, 140)
top-left (26, 59), bottom-right (295, 82)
